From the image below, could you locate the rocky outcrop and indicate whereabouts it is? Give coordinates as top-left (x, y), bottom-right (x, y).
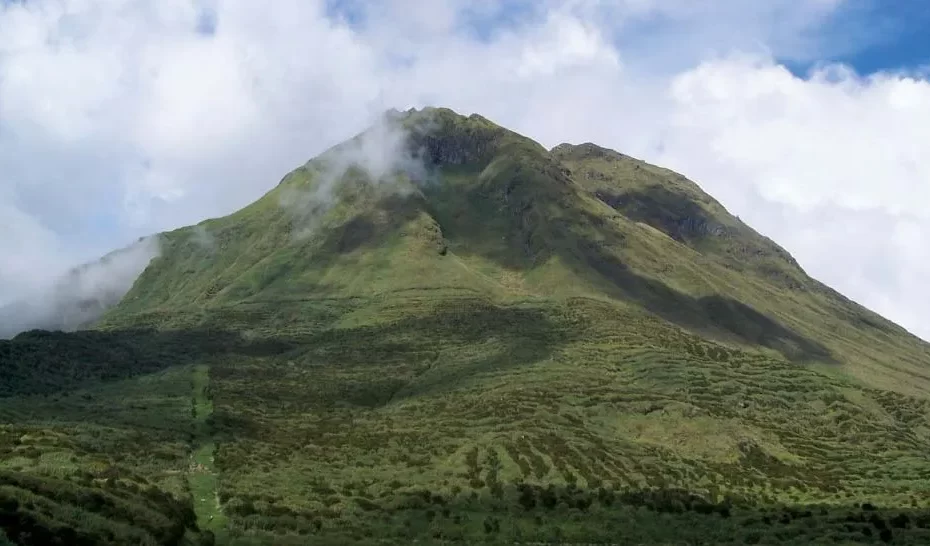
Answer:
top-left (403, 109), bottom-right (508, 167)
top-left (594, 188), bottom-right (731, 242)
top-left (415, 131), bottom-right (499, 166)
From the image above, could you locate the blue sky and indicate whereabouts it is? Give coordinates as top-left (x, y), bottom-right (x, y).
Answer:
top-left (783, 0), bottom-right (930, 76)
top-left (323, 0), bottom-right (930, 77)
top-left (2, 0), bottom-right (930, 340)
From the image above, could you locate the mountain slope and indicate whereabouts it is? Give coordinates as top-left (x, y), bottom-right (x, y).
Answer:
top-left (3, 107), bottom-right (930, 545)
top-left (549, 141), bottom-right (928, 393)
top-left (104, 107), bottom-right (928, 392)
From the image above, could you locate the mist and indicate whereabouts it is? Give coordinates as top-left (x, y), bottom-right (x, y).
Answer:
top-left (278, 109), bottom-right (433, 237)
top-left (189, 224), bottom-right (216, 252)
top-left (0, 236), bottom-right (161, 339)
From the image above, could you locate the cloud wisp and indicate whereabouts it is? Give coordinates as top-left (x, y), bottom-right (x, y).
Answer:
top-left (0, 236), bottom-right (161, 339)
top-left (278, 109), bottom-right (432, 237)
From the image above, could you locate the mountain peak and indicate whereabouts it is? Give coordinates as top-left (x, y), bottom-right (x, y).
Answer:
top-left (399, 107), bottom-right (545, 168)
top-left (16, 106), bottom-right (924, 388)
top-left (551, 141), bottom-right (629, 162)
top-left (305, 106), bottom-right (538, 179)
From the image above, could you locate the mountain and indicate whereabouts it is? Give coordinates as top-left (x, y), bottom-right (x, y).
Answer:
top-left (2, 107), bottom-right (930, 545)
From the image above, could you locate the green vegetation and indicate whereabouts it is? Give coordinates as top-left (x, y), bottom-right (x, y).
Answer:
top-left (3, 107), bottom-right (929, 544)
top-left (0, 351), bottom-right (200, 544)
top-left (0, 335), bottom-right (236, 544)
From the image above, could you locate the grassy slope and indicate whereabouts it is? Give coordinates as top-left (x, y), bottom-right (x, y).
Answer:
top-left (198, 297), bottom-right (930, 544)
top-left (4, 107), bottom-right (930, 544)
top-left (550, 141), bottom-right (929, 396)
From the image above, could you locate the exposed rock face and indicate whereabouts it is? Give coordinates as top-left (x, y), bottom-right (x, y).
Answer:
top-left (404, 110), bottom-right (509, 167)
top-left (416, 131), bottom-right (498, 166)
top-left (594, 188), bottom-right (730, 242)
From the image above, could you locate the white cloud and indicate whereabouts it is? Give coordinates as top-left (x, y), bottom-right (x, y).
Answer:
top-left (639, 56), bottom-right (930, 339)
top-left (0, 235), bottom-right (160, 338)
top-left (0, 199), bottom-right (71, 304)
top-left (664, 58), bottom-right (930, 216)
top-left (1, 0), bottom-right (929, 340)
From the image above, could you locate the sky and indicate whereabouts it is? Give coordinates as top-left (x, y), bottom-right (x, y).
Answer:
top-left (1, 0), bottom-right (930, 340)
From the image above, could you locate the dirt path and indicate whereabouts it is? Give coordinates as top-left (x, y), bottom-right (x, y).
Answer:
top-left (188, 364), bottom-right (227, 538)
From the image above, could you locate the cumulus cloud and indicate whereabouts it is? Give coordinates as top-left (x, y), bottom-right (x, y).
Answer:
top-left (1, 0), bottom-right (929, 340)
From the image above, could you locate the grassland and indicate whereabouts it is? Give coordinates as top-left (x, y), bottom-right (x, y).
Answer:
top-left (3, 107), bottom-right (930, 544)
top-left (165, 295), bottom-right (928, 544)
top-left (0, 333), bottom-right (223, 544)
top-left (75, 292), bottom-right (930, 544)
